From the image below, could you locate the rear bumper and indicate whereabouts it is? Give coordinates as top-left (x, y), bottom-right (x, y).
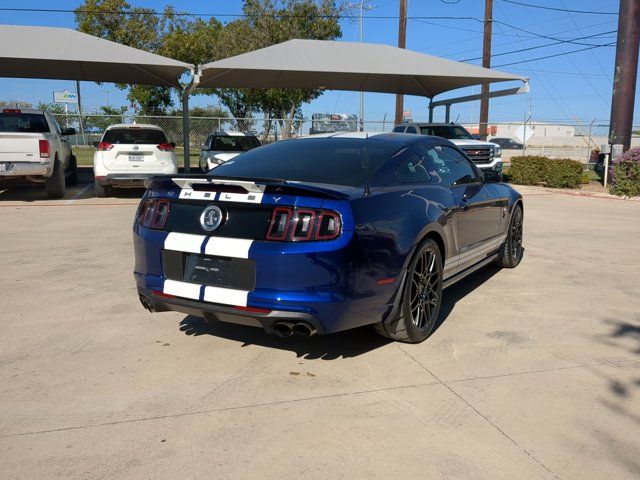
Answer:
top-left (0, 161), bottom-right (52, 178)
top-left (137, 286), bottom-right (324, 334)
top-left (97, 172), bottom-right (174, 187)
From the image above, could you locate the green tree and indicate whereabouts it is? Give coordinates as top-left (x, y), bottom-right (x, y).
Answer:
top-left (75, 1), bottom-right (221, 114)
top-left (212, 0), bottom-right (343, 138)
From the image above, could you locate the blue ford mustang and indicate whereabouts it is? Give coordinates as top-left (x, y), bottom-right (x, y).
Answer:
top-left (134, 133), bottom-right (523, 343)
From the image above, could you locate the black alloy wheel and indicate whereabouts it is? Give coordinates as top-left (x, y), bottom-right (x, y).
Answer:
top-left (375, 238), bottom-right (443, 343)
top-left (499, 205), bottom-right (523, 268)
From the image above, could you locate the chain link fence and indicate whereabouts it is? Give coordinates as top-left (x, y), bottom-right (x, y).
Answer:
top-left (51, 113), bottom-right (639, 167)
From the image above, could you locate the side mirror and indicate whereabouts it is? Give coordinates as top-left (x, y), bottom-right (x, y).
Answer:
top-left (170, 142), bottom-right (176, 148)
top-left (482, 170), bottom-right (502, 183)
top-left (201, 144), bottom-right (208, 150)
top-left (61, 127), bottom-right (76, 136)
top-left (92, 141), bottom-right (99, 148)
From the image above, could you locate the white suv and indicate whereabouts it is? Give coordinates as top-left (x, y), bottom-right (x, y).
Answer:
top-left (393, 123), bottom-right (503, 173)
top-left (93, 124), bottom-right (177, 197)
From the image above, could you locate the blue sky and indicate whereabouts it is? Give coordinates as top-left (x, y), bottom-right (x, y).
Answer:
top-left (0, 0), bottom-right (635, 126)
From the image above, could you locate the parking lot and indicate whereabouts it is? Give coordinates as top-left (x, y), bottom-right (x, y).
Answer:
top-left (1, 183), bottom-right (639, 479)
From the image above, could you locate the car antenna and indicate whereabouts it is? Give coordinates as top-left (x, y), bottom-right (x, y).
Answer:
top-left (363, 133), bottom-right (371, 197)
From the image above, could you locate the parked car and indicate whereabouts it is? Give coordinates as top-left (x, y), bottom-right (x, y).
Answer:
top-left (93, 124), bottom-right (177, 197)
top-left (134, 132), bottom-right (523, 343)
top-left (199, 131), bottom-right (261, 172)
top-left (0, 108), bottom-right (77, 198)
top-left (394, 122), bottom-right (503, 173)
top-left (490, 137), bottom-right (523, 150)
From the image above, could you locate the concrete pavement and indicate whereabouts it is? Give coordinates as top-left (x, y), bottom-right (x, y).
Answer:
top-left (0, 184), bottom-right (639, 479)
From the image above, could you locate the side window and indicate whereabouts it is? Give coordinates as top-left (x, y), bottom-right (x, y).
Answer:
top-left (425, 145), bottom-right (479, 187)
top-left (405, 126), bottom-right (417, 134)
top-left (47, 113), bottom-right (61, 134)
top-left (395, 153), bottom-right (431, 183)
top-left (393, 126), bottom-right (406, 133)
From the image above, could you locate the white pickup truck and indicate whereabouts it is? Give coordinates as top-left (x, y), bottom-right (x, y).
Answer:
top-left (0, 108), bottom-right (78, 198)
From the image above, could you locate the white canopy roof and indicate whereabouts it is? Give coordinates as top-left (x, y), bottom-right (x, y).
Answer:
top-left (200, 39), bottom-right (527, 98)
top-left (0, 24), bottom-right (190, 87)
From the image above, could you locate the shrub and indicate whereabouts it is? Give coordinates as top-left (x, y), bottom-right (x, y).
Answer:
top-left (509, 156), bottom-right (584, 188)
top-left (609, 147), bottom-right (640, 197)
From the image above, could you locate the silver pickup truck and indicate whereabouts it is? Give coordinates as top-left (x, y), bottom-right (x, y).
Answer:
top-left (0, 108), bottom-right (77, 198)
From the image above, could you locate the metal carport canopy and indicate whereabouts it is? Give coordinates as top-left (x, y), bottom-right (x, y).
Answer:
top-left (199, 39), bottom-right (527, 97)
top-left (0, 24), bottom-right (190, 87)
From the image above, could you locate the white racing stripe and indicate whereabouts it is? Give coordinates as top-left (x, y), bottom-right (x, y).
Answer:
top-left (172, 177), bottom-right (266, 204)
top-left (164, 279), bottom-right (201, 300)
top-left (203, 286), bottom-right (249, 307)
top-left (217, 191), bottom-right (264, 204)
top-left (204, 237), bottom-right (253, 259)
top-left (164, 232), bottom-right (205, 254)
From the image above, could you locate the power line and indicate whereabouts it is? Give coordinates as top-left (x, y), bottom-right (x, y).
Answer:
top-left (501, 0), bottom-right (617, 15)
top-left (493, 42), bottom-right (615, 67)
top-left (463, 29), bottom-right (616, 61)
top-left (0, 7), bottom-right (482, 20)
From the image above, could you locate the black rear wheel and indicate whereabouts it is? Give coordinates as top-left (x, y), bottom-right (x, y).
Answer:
top-left (375, 238), bottom-right (443, 343)
top-left (498, 204), bottom-right (523, 268)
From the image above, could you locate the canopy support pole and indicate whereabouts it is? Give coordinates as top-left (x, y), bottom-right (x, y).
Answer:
top-left (428, 82), bottom-right (529, 122)
top-left (181, 68), bottom-right (201, 173)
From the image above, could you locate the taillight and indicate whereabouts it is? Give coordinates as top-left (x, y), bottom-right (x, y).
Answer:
top-left (158, 143), bottom-right (174, 151)
top-left (39, 140), bottom-right (50, 158)
top-left (97, 141), bottom-right (113, 151)
top-left (265, 207), bottom-right (342, 242)
top-left (136, 198), bottom-right (170, 229)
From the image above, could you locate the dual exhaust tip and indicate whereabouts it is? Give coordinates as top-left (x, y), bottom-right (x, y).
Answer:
top-left (273, 321), bottom-right (317, 338)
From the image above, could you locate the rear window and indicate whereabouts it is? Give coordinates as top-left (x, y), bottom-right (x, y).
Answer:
top-left (209, 137), bottom-right (402, 187)
top-left (0, 113), bottom-right (50, 133)
top-left (420, 125), bottom-right (473, 140)
top-left (102, 128), bottom-right (167, 145)
top-left (210, 135), bottom-right (260, 152)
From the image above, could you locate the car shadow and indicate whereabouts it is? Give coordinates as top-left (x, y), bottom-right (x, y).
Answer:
top-left (178, 263), bottom-right (503, 358)
top-left (179, 316), bottom-right (391, 359)
top-left (434, 263), bottom-right (503, 334)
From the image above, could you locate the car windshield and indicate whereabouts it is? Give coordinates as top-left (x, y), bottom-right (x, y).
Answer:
top-left (420, 125), bottom-right (474, 140)
top-left (102, 128), bottom-right (168, 144)
top-left (209, 137), bottom-right (402, 187)
top-left (0, 112), bottom-right (50, 133)
top-left (211, 135), bottom-right (260, 152)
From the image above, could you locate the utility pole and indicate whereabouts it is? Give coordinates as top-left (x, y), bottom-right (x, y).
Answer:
top-left (394, 0), bottom-right (407, 126)
top-left (608, 0), bottom-right (640, 151)
top-left (478, 0), bottom-right (493, 140)
top-left (353, 1), bottom-right (374, 131)
top-left (359, 1), bottom-right (365, 131)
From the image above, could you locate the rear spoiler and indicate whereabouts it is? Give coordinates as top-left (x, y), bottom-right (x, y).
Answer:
top-left (144, 174), bottom-right (351, 200)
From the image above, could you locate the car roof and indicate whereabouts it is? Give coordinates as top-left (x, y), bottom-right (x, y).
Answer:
top-left (297, 131), bottom-right (444, 147)
top-left (208, 130), bottom-right (256, 137)
top-left (1, 108), bottom-right (45, 115)
top-left (400, 122), bottom-right (460, 127)
top-left (105, 123), bottom-right (163, 130)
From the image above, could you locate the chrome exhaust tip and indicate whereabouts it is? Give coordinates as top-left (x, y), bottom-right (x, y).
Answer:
top-left (292, 322), bottom-right (317, 338)
top-left (273, 322), bottom-right (294, 337)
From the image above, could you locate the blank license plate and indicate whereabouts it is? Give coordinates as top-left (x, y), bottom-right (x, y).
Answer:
top-left (129, 154), bottom-right (144, 162)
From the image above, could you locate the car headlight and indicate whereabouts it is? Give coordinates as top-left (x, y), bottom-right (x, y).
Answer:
top-left (494, 145), bottom-right (502, 157)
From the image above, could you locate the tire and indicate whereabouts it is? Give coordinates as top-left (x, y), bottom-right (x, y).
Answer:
top-left (45, 158), bottom-right (65, 199)
top-left (498, 204), bottom-right (523, 268)
top-left (66, 155), bottom-right (78, 186)
top-left (94, 179), bottom-right (108, 198)
top-left (375, 238), bottom-right (443, 343)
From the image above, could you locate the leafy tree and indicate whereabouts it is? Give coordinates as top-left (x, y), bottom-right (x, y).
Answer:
top-left (84, 105), bottom-right (128, 132)
top-left (0, 100), bottom-right (33, 108)
top-left (212, 0), bottom-right (344, 138)
top-left (75, 1), bottom-right (221, 114)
